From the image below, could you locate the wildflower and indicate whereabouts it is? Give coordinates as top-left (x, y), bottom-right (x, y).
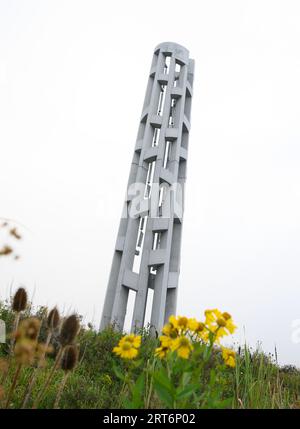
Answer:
top-left (222, 347), bottom-right (236, 367)
top-left (171, 335), bottom-right (193, 359)
top-left (119, 334), bottom-right (141, 349)
top-left (204, 309), bottom-right (236, 340)
top-left (162, 322), bottom-right (178, 338)
top-left (177, 316), bottom-right (189, 330)
top-left (155, 335), bottom-right (173, 358)
top-left (187, 318), bottom-right (199, 331)
top-left (188, 318), bottom-right (206, 335)
top-left (222, 312), bottom-right (231, 320)
top-left (113, 340), bottom-right (139, 360)
top-left (205, 308), bottom-right (222, 325)
top-left (168, 315), bottom-right (189, 333)
top-left (155, 346), bottom-right (169, 359)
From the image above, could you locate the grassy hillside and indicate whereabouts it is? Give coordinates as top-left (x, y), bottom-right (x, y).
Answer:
top-left (1, 296), bottom-right (300, 409)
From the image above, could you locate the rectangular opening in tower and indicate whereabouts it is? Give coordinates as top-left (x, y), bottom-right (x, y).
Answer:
top-left (157, 85), bottom-right (166, 116)
top-left (132, 216), bottom-right (148, 274)
top-left (163, 55), bottom-right (171, 74)
top-left (163, 140), bottom-right (172, 169)
top-left (123, 289), bottom-right (136, 333)
top-left (184, 88), bottom-right (192, 120)
top-left (152, 127), bottom-right (160, 147)
top-left (181, 123), bottom-right (189, 150)
top-left (144, 287), bottom-right (154, 329)
top-left (168, 98), bottom-right (177, 127)
top-left (173, 60), bottom-right (183, 87)
top-left (144, 161), bottom-right (156, 198)
top-left (152, 232), bottom-right (161, 250)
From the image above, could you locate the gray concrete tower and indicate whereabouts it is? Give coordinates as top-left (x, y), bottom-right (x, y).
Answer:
top-left (100, 42), bottom-right (194, 333)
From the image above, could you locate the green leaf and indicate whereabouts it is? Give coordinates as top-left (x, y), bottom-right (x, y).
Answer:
top-left (131, 373), bottom-right (145, 408)
top-left (176, 383), bottom-right (199, 401)
top-left (153, 381), bottom-right (174, 408)
top-left (182, 372), bottom-right (192, 387)
top-left (153, 368), bottom-right (175, 408)
top-left (153, 367), bottom-right (173, 392)
top-left (113, 364), bottom-right (125, 381)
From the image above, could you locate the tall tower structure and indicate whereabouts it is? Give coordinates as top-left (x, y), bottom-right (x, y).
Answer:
top-left (100, 42), bottom-right (194, 333)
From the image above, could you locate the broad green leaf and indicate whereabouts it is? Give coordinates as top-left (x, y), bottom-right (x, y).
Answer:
top-left (112, 364), bottom-right (125, 381)
top-left (176, 383), bottom-right (199, 401)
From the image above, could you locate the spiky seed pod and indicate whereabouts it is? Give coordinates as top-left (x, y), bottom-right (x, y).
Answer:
top-left (47, 307), bottom-right (60, 331)
top-left (61, 345), bottom-right (78, 372)
top-left (59, 314), bottom-right (79, 346)
top-left (12, 287), bottom-right (27, 312)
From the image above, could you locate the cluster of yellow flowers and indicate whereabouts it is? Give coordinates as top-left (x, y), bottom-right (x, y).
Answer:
top-left (113, 309), bottom-right (237, 368)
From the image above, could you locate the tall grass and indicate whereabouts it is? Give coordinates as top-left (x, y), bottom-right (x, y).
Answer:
top-left (1, 298), bottom-right (300, 409)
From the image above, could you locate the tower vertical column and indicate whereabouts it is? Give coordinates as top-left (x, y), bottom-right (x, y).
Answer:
top-left (100, 42), bottom-right (194, 333)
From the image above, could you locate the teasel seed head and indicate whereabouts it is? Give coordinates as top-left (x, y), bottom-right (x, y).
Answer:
top-left (47, 307), bottom-right (60, 331)
top-left (61, 344), bottom-right (78, 372)
top-left (60, 314), bottom-right (80, 346)
top-left (12, 287), bottom-right (27, 312)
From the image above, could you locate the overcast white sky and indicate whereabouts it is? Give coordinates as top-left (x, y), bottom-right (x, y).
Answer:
top-left (1, 0), bottom-right (300, 365)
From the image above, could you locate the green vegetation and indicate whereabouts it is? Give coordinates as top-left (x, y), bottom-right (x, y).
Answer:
top-left (0, 296), bottom-right (300, 409)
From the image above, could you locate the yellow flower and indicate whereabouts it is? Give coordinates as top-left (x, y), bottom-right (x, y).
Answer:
top-left (168, 315), bottom-right (179, 330)
top-left (187, 318), bottom-right (198, 331)
top-left (222, 347), bottom-right (236, 367)
top-left (168, 315), bottom-right (188, 333)
top-left (162, 323), bottom-right (178, 338)
top-left (113, 334), bottom-right (141, 360)
top-left (204, 309), bottom-right (236, 340)
top-left (216, 317), bottom-right (226, 327)
top-left (113, 340), bottom-right (138, 360)
top-left (222, 312), bottom-right (231, 320)
top-left (155, 346), bottom-right (169, 359)
top-left (171, 336), bottom-right (193, 359)
top-left (155, 335), bottom-right (173, 359)
top-left (119, 334), bottom-right (141, 349)
top-left (205, 309), bottom-right (222, 325)
top-left (177, 316), bottom-right (189, 330)
top-left (188, 318), bottom-right (205, 334)
top-left (159, 335), bottom-right (173, 349)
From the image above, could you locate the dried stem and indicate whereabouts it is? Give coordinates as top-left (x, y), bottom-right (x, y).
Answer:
top-left (10, 312), bottom-right (20, 355)
top-left (5, 363), bottom-right (22, 409)
top-left (53, 372), bottom-right (69, 409)
top-left (32, 346), bottom-right (64, 409)
top-left (21, 330), bottom-right (52, 408)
